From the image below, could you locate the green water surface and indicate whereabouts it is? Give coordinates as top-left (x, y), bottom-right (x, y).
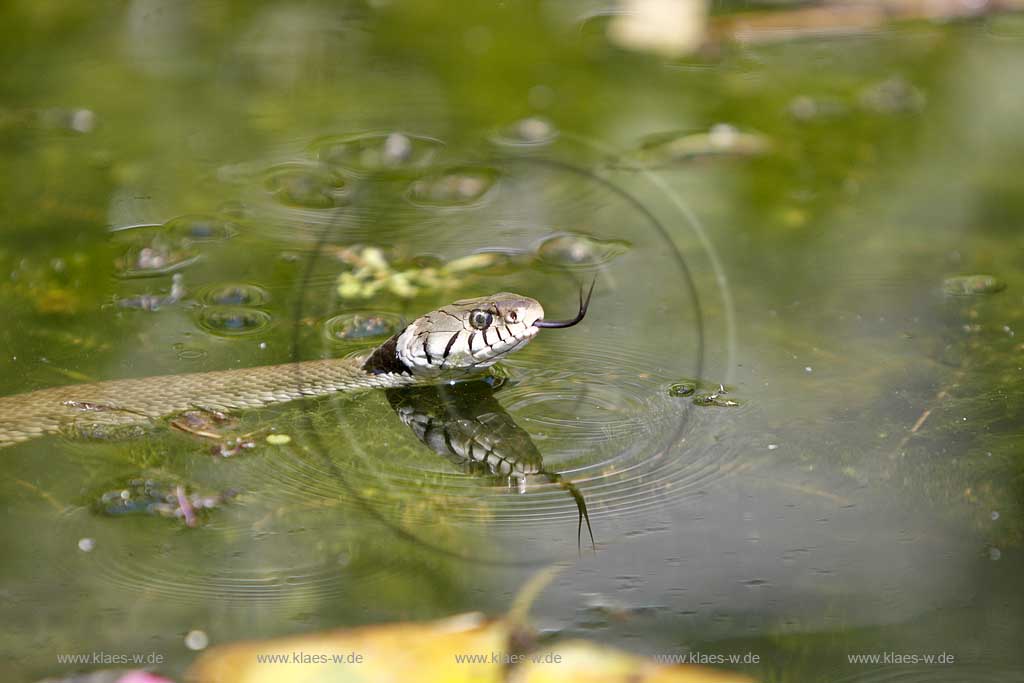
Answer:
top-left (2, 2), bottom-right (1023, 681)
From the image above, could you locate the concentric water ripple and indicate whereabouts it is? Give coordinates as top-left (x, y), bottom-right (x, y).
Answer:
top-left (58, 494), bottom-right (426, 607)
top-left (72, 130), bottom-right (732, 575)
top-left (243, 133), bottom-right (737, 563)
top-left (228, 134), bottom-right (626, 249)
top-left (269, 332), bottom-right (739, 562)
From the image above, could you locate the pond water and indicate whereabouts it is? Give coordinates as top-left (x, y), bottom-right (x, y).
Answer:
top-left (2, 2), bottom-right (1023, 681)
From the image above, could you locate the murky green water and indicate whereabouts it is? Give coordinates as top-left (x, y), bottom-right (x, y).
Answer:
top-left (3, 2), bottom-right (1024, 681)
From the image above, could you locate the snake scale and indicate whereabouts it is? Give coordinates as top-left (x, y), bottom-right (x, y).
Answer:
top-left (0, 289), bottom-right (592, 448)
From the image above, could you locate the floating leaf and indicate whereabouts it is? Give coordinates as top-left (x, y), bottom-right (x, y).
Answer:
top-left (189, 612), bottom-right (508, 683)
top-left (693, 384), bottom-right (740, 407)
top-left (188, 568), bottom-right (754, 683)
top-left (859, 76), bottom-right (926, 114)
top-left (621, 125), bottom-right (771, 168)
top-left (116, 273), bottom-right (186, 311)
top-left (444, 250), bottom-right (529, 275)
top-left (92, 477), bottom-right (236, 523)
top-left (943, 274), bottom-right (1006, 296)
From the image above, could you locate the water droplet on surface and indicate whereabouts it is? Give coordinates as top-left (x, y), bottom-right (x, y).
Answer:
top-left (311, 132), bottom-right (444, 174)
top-left (196, 307), bottom-right (273, 336)
top-left (173, 345), bottom-right (207, 361)
top-left (184, 629), bottom-right (209, 651)
top-left (323, 312), bottom-right (402, 342)
top-left (200, 283), bottom-right (270, 306)
top-left (39, 107), bottom-right (96, 133)
top-left (492, 117), bottom-right (558, 147)
top-left (668, 382), bottom-right (696, 397)
top-left (263, 163), bottom-right (346, 208)
top-left (406, 166), bottom-right (499, 206)
top-left (113, 227), bottom-right (201, 278)
top-left (164, 214), bottom-right (236, 242)
top-left (534, 232), bottom-right (632, 269)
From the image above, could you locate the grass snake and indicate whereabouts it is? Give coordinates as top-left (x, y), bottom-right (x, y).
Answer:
top-left (0, 288), bottom-right (592, 448)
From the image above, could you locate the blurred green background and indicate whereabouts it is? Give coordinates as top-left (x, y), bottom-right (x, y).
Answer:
top-left (2, 1), bottom-right (1023, 681)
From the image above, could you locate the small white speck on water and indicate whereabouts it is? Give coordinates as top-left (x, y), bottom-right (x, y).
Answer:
top-left (989, 547), bottom-right (1002, 561)
top-left (987, 452), bottom-right (993, 457)
top-left (78, 538), bottom-right (95, 552)
top-left (266, 434), bottom-right (291, 445)
top-left (991, 511), bottom-right (1000, 521)
top-left (185, 630), bottom-right (209, 651)
top-left (804, 366), bottom-right (813, 373)
top-left (963, 417), bottom-right (967, 421)
top-left (258, 342), bottom-right (267, 350)
top-left (70, 108), bottom-right (96, 133)
top-left (768, 444), bottom-right (779, 451)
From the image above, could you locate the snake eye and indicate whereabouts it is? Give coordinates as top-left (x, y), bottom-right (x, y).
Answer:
top-left (469, 309), bottom-right (493, 330)
top-left (508, 310), bottom-right (518, 322)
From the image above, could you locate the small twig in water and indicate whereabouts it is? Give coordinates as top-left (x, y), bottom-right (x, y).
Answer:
top-left (176, 484), bottom-right (198, 528)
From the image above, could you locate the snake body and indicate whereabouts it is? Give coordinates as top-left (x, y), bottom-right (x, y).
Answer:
top-left (0, 292), bottom-right (572, 448)
top-left (0, 358), bottom-right (419, 447)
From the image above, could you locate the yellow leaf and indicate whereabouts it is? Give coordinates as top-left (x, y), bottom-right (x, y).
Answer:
top-left (187, 612), bottom-right (508, 683)
top-left (188, 568), bottom-right (757, 683)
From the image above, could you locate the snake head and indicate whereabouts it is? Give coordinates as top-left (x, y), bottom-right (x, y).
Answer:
top-left (362, 286), bottom-right (594, 377)
top-left (395, 292), bottom-right (545, 376)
